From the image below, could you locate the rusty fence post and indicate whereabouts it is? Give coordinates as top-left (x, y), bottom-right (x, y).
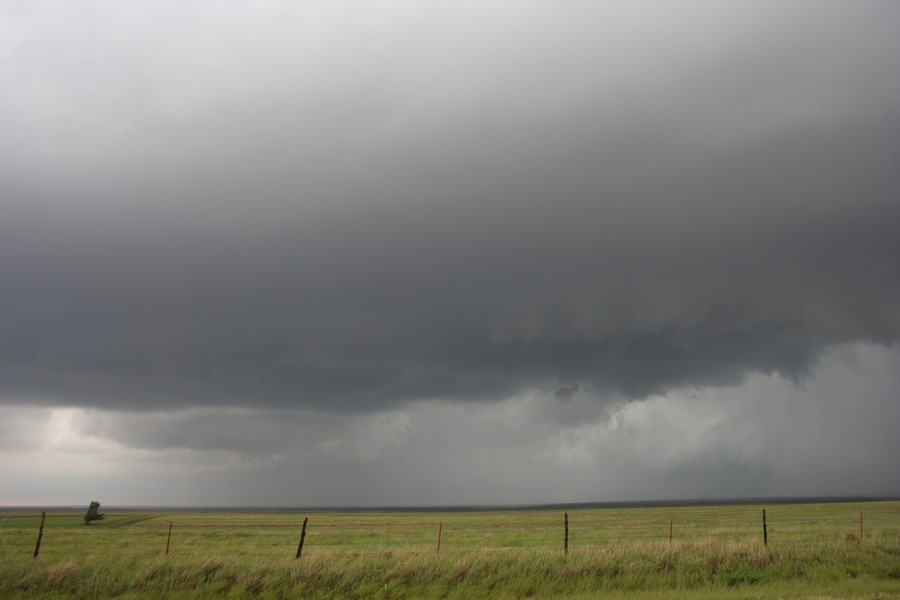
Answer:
top-left (860, 512), bottom-right (864, 543)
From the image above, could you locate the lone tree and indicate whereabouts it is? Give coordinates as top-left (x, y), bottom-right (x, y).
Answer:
top-left (84, 501), bottom-right (105, 525)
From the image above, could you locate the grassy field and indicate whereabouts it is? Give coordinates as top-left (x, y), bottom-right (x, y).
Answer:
top-left (1, 501), bottom-right (899, 598)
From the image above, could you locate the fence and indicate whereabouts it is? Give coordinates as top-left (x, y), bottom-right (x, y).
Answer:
top-left (2, 502), bottom-right (899, 560)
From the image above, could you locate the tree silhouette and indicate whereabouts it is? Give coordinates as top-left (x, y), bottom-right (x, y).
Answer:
top-left (84, 501), bottom-right (105, 525)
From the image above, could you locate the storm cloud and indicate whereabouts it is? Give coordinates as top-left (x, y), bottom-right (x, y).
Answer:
top-left (1, 1), bottom-right (898, 504)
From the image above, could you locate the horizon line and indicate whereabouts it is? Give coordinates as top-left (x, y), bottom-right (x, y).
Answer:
top-left (3, 495), bottom-right (898, 512)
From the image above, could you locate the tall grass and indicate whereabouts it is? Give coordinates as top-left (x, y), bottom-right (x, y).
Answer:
top-left (2, 501), bottom-right (899, 599)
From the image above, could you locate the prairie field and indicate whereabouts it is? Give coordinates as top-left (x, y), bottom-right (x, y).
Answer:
top-left (1, 501), bottom-right (899, 599)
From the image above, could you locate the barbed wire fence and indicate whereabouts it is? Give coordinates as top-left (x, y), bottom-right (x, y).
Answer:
top-left (2, 504), bottom-right (898, 560)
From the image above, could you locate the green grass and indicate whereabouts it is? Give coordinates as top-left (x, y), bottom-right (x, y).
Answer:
top-left (1, 501), bottom-right (899, 598)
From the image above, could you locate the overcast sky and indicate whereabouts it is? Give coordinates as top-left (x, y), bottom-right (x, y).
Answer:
top-left (1, 0), bottom-right (898, 507)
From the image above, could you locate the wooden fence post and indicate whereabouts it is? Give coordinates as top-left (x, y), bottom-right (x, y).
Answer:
top-left (166, 522), bottom-right (172, 556)
top-left (564, 512), bottom-right (569, 554)
top-left (295, 517), bottom-right (308, 559)
top-left (33, 512), bottom-right (46, 558)
top-left (762, 509), bottom-right (767, 547)
top-left (669, 517), bottom-right (673, 547)
top-left (860, 512), bottom-right (864, 542)
top-left (437, 522), bottom-right (443, 554)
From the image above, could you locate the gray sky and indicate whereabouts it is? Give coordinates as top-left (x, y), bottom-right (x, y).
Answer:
top-left (1, 0), bottom-right (898, 506)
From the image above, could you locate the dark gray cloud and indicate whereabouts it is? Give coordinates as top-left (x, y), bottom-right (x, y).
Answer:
top-left (1, 1), bottom-right (898, 419)
top-left (3, 342), bottom-right (897, 506)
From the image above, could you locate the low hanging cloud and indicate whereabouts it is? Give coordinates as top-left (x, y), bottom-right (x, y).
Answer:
top-left (3, 342), bottom-right (897, 506)
top-left (1, 0), bottom-right (899, 419)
